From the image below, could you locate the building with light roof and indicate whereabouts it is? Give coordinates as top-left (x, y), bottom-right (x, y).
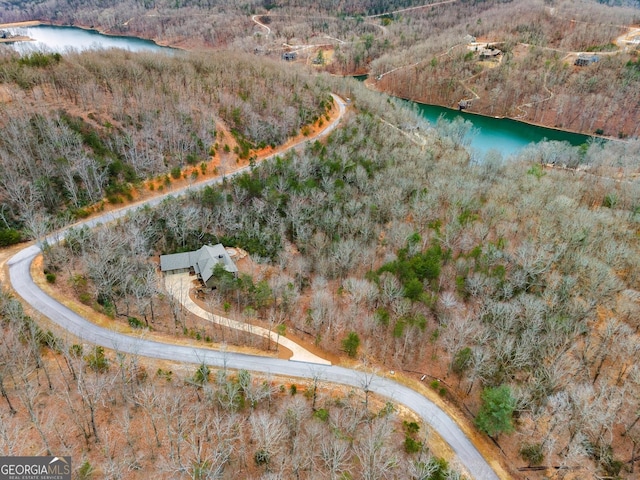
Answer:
top-left (160, 244), bottom-right (238, 288)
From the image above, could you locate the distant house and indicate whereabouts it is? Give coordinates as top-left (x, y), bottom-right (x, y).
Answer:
top-left (458, 99), bottom-right (472, 110)
top-left (282, 52), bottom-right (297, 61)
top-left (575, 54), bottom-right (599, 66)
top-left (160, 244), bottom-right (238, 288)
top-left (479, 48), bottom-right (501, 60)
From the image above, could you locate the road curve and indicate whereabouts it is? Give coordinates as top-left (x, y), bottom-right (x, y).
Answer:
top-left (6, 94), bottom-right (501, 480)
top-left (251, 14), bottom-right (271, 37)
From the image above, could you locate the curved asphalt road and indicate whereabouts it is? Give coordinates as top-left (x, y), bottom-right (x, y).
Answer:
top-left (6, 94), bottom-right (501, 480)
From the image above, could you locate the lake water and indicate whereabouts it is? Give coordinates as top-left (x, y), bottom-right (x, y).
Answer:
top-left (353, 75), bottom-right (593, 157)
top-left (4, 24), bottom-right (169, 54)
top-left (412, 102), bottom-right (592, 158)
top-left (5, 26), bottom-right (593, 156)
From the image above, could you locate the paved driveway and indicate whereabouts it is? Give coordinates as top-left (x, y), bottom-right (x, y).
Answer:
top-left (164, 272), bottom-right (331, 364)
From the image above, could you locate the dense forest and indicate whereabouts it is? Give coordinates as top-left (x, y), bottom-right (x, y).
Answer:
top-left (1, 286), bottom-right (465, 479)
top-left (369, 0), bottom-right (640, 138)
top-left (0, 49), bottom-right (331, 242)
top-left (28, 68), bottom-right (640, 477)
top-left (0, 0), bottom-right (640, 479)
top-left (3, 0), bottom-right (638, 136)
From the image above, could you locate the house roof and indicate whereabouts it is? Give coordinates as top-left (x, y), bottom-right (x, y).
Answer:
top-left (480, 48), bottom-right (501, 57)
top-left (160, 251), bottom-right (193, 272)
top-left (160, 244), bottom-right (238, 283)
top-left (195, 244), bottom-right (238, 284)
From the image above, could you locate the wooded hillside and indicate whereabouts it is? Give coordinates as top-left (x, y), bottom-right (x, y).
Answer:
top-left (1, 285), bottom-right (463, 479)
top-left (35, 74), bottom-right (640, 477)
top-left (0, 49), bottom-right (330, 240)
top-left (0, 1), bottom-right (640, 478)
top-left (369, 0), bottom-right (640, 138)
top-left (6, 0), bottom-right (638, 137)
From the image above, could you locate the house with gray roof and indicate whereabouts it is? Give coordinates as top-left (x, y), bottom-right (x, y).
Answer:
top-left (575, 54), bottom-right (599, 66)
top-left (160, 244), bottom-right (238, 288)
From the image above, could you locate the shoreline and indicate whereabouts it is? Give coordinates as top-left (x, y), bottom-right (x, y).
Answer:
top-left (62, 21), bottom-right (180, 51)
top-left (0, 20), bottom-right (41, 28)
top-left (1, 19), bottom-right (181, 52)
top-left (1, 20), bottom-right (614, 142)
top-left (0, 20), bottom-right (41, 43)
top-left (0, 36), bottom-right (32, 43)
top-left (363, 78), bottom-right (614, 143)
